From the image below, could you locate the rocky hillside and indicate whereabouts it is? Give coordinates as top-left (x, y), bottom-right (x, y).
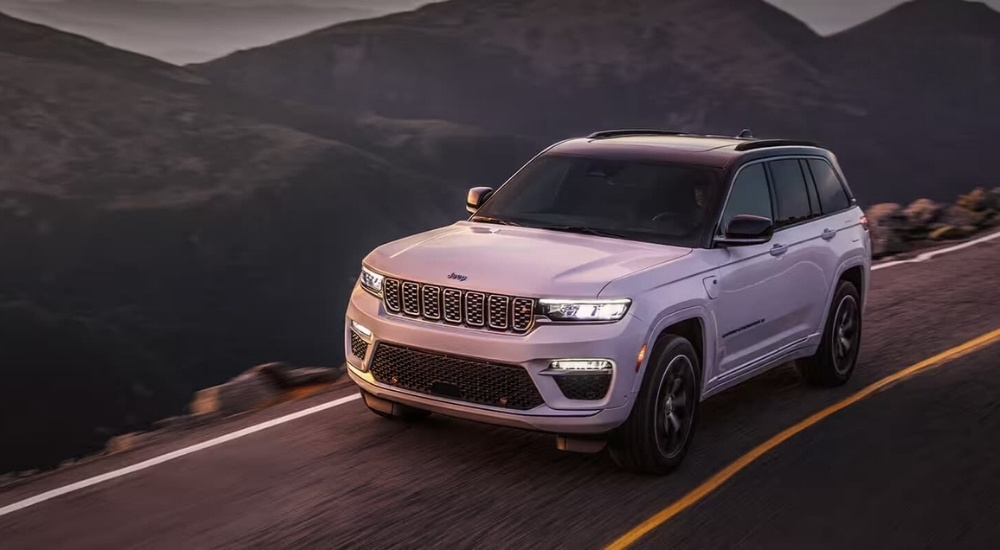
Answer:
top-left (0, 11), bottom-right (519, 473)
top-left (197, 0), bottom-right (1000, 205)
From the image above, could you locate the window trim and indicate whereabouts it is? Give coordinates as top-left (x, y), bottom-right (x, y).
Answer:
top-left (799, 159), bottom-right (822, 217)
top-left (712, 154), bottom-right (858, 245)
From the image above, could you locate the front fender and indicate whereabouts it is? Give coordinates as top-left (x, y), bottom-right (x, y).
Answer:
top-left (632, 305), bottom-right (717, 398)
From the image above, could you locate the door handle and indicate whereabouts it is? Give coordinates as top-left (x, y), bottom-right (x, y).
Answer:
top-left (821, 228), bottom-right (837, 241)
top-left (770, 243), bottom-right (788, 257)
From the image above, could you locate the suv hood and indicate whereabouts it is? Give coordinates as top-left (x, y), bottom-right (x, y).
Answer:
top-left (364, 221), bottom-right (691, 298)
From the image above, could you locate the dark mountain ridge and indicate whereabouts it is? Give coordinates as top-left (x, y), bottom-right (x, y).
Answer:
top-left (197, 0), bottom-right (1000, 205)
top-left (196, 0), bottom-right (859, 142)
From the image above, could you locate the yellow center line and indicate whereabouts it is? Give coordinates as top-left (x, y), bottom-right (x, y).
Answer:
top-left (605, 326), bottom-right (1000, 550)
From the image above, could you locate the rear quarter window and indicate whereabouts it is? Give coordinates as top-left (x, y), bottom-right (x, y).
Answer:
top-left (807, 159), bottom-right (851, 213)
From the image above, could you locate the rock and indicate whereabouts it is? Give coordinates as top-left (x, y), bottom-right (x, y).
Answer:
top-left (866, 203), bottom-right (910, 257)
top-left (255, 362), bottom-right (343, 388)
top-left (190, 368), bottom-right (282, 417)
top-left (152, 415), bottom-right (190, 430)
top-left (929, 225), bottom-right (971, 240)
top-left (189, 362), bottom-right (343, 418)
top-left (903, 198), bottom-right (942, 227)
top-left (105, 432), bottom-right (146, 454)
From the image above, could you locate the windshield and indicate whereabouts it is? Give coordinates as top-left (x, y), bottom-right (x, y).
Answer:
top-left (473, 153), bottom-right (722, 247)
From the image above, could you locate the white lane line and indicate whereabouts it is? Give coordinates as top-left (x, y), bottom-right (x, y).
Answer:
top-left (0, 393), bottom-right (361, 519)
top-left (2, 229), bottom-right (998, 519)
top-left (872, 229), bottom-right (1000, 271)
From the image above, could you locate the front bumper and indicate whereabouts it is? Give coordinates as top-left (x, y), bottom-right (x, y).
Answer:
top-left (344, 285), bottom-right (646, 434)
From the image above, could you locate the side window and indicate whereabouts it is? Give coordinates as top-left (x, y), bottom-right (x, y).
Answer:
top-left (720, 163), bottom-right (772, 233)
top-left (808, 159), bottom-right (851, 213)
top-left (768, 159), bottom-right (812, 227)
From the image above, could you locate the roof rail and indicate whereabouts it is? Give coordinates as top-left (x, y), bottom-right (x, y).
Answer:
top-left (587, 129), bottom-right (690, 139)
top-left (733, 139), bottom-right (820, 151)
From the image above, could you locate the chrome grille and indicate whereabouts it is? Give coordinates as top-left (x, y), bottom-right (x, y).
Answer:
top-left (443, 289), bottom-right (463, 323)
top-left (402, 282), bottom-right (420, 316)
top-left (381, 278), bottom-right (535, 333)
top-left (465, 292), bottom-right (486, 327)
top-left (512, 298), bottom-right (535, 332)
top-left (488, 295), bottom-right (510, 330)
top-left (421, 285), bottom-right (442, 320)
top-left (383, 279), bottom-right (401, 313)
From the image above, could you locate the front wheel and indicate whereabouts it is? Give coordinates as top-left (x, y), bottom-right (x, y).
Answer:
top-left (798, 279), bottom-right (863, 387)
top-left (609, 335), bottom-right (701, 475)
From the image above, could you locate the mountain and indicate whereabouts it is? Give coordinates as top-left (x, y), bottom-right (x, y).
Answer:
top-left (196, 0), bottom-right (857, 141)
top-left (197, 0), bottom-right (1000, 205)
top-left (0, 11), bottom-right (527, 473)
top-left (0, 0), bottom-right (397, 64)
top-left (809, 0), bottom-right (1000, 202)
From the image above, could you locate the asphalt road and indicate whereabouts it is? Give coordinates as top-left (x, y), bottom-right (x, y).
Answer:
top-left (1, 238), bottom-right (998, 550)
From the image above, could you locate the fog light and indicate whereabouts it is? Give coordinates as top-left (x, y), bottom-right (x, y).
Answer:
top-left (351, 320), bottom-right (372, 338)
top-left (549, 359), bottom-right (613, 372)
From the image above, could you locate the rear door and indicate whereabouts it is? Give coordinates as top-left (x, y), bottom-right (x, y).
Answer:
top-left (803, 157), bottom-right (866, 323)
top-left (760, 158), bottom-right (831, 346)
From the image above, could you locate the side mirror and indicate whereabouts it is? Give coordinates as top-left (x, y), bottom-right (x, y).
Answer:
top-left (717, 214), bottom-right (774, 246)
top-left (466, 186), bottom-right (494, 214)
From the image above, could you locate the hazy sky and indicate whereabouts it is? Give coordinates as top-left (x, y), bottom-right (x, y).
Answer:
top-left (1, 0), bottom-right (998, 63)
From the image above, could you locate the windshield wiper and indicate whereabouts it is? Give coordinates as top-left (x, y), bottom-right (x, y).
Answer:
top-left (470, 215), bottom-right (519, 226)
top-left (537, 225), bottom-right (628, 239)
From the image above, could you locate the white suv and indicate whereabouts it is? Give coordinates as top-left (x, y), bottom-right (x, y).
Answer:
top-left (345, 130), bottom-right (871, 474)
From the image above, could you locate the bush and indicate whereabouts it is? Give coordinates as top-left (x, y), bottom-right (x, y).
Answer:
top-left (956, 187), bottom-right (989, 212)
top-left (903, 198), bottom-right (942, 226)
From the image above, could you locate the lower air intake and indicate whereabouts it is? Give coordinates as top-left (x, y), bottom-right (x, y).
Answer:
top-left (369, 343), bottom-right (544, 410)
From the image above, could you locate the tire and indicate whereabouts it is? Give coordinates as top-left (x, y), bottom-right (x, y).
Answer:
top-left (361, 389), bottom-right (432, 421)
top-left (798, 279), bottom-right (863, 387)
top-left (609, 335), bottom-right (701, 475)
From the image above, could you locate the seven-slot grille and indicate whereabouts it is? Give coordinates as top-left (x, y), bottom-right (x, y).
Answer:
top-left (369, 343), bottom-right (544, 410)
top-left (382, 277), bottom-right (535, 333)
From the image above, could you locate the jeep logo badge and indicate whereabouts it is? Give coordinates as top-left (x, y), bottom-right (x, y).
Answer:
top-left (447, 272), bottom-right (468, 282)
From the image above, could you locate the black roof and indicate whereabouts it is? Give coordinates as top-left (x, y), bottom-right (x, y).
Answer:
top-left (549, 129), bottom-right (828, 168)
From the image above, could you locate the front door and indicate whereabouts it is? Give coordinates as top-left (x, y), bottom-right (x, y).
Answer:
top-left (713, 162), bottom-right (790, 378)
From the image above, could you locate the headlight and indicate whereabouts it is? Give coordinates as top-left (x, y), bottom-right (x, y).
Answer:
top-left (359, 266), bottom-right (383, 296)
top-left (538, 298), bottom-right (631, 322)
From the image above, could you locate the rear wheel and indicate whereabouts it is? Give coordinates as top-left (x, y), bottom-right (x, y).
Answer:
top-left (798, 279), bottom-right (862, 387)
top-left (361, 389), bottom-right (432, 421)
top-left (609, 335), bottom-right (700, 475)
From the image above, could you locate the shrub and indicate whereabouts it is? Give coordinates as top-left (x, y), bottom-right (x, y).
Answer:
top-left (956, 187), bottom-right (989, 212)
